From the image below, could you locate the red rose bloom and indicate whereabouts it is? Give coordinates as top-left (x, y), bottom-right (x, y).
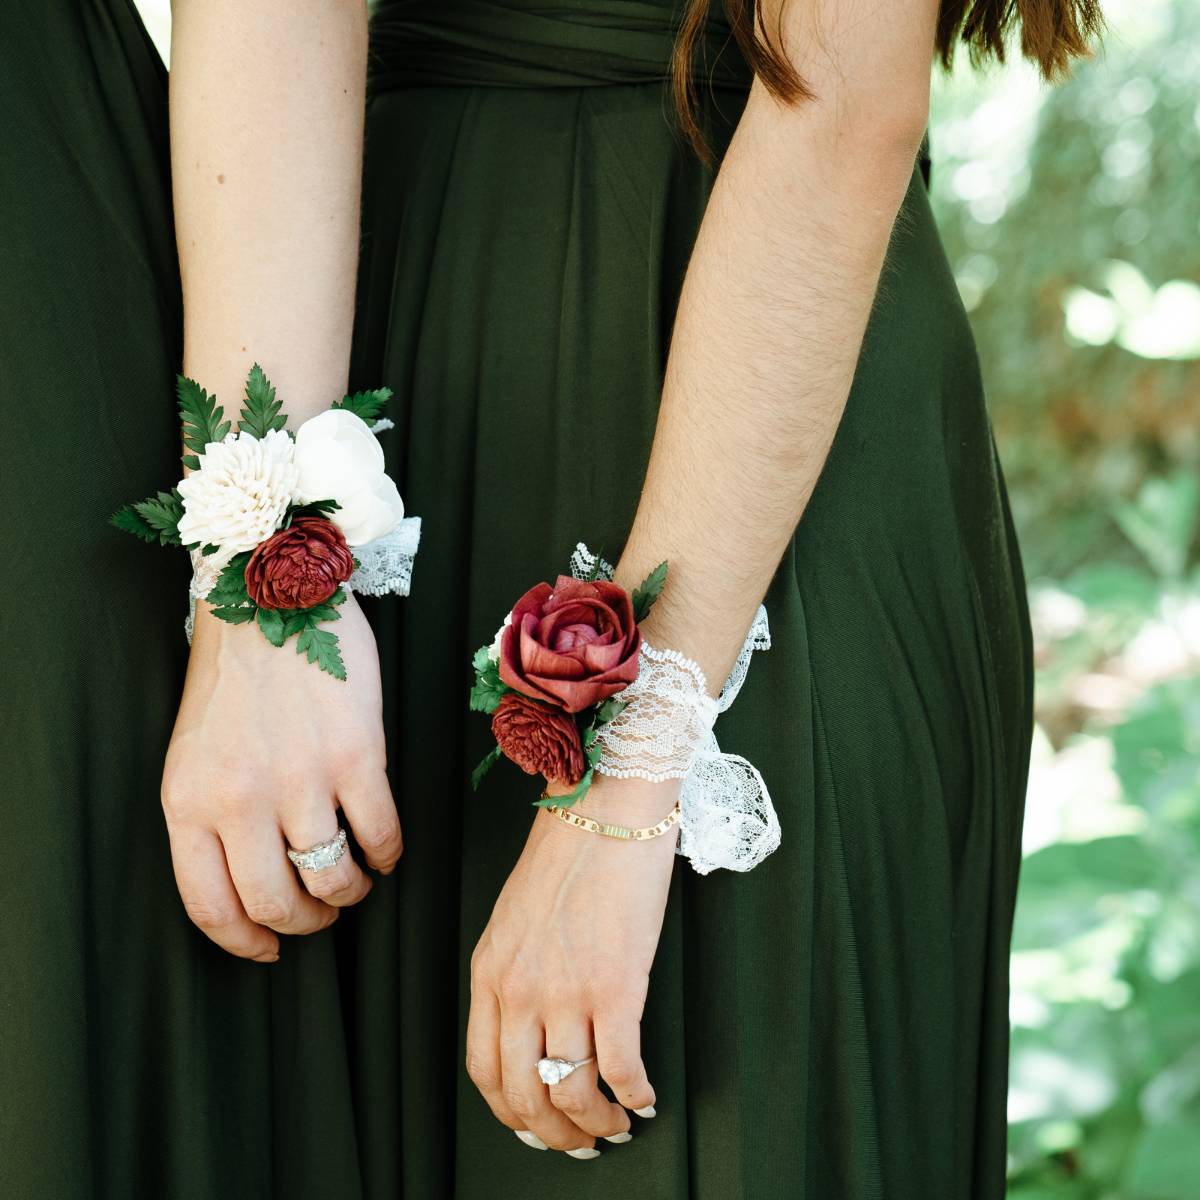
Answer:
top-left (244, 517), bottom-right (354, 610)
top-left (498, 576), bottom-right (641, 713)
top-left (491, 693), bottom-right (586, 785)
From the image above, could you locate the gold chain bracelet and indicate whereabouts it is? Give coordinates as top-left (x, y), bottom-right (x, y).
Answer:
top-left (543, 799), bottom-right (682, 842)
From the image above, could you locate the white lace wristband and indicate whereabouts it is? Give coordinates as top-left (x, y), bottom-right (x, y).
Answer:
top-left (570, 544), bottom-right (781, 875)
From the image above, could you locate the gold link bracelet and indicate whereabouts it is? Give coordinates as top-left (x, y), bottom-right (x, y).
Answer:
top-left (542, 799), bottom-right (682, 842)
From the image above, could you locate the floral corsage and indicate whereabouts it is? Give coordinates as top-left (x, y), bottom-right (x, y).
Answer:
top-left (111, 365), bottom-right (419, 679)
top-left (469, 560), bottom-right (667, 806)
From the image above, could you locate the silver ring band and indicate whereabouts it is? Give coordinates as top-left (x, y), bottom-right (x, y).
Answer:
top-left (537, 1056), bottom-right (595, 1085)
top-left (286, 828), bottom-right (348, 873)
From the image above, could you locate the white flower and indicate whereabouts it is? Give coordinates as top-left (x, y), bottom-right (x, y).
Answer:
top-left (177, 429), bottom-right (298, 566)
top-left (487, 613), bottom-right (513, 663)
top-left (292, 409), bottom-right (404, 546)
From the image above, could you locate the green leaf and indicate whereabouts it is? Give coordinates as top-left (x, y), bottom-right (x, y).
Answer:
top-left (593, 698), bottom-right (628, 727)
top-left (470, 745), bottom-right (504, 791)
top-left (210, 605), bottom-right (256, 625)
top-left (533, 768), bottom-right (593, 809)
top-left (281, 611), bottom-right (310, 638)
top-left (181, 454), bottom-right (201, 472)
top-left (206, 553), bottom-right (253, 609)
top-left (631, 561), bottom-right (668, 623)
top-left (469, 656), bottom-right (509, 714)
top-left (237, 363), bottom-right (288, 440)
top-left (110, 504), bottom-right (159, 543)
top-left (256, 606), bottom-right (286, 647)
top-left (177, 375), bottom-right (230, 458)
top-left (472, 644), bottom-right (494, 675)
top-left (131, 489), bottom-right (185, 546)
top-left (332, 387), bottom-right (393, 423)
top-left (287, 498), bottom-right (341, 523)
top-left (296, 625), bottom-right (346, 680)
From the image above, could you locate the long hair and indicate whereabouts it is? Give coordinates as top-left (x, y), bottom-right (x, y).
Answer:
top-left (671, 0), bottom-right (1104, 159)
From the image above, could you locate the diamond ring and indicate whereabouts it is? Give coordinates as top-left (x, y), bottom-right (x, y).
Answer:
top-left (537, 1056), bottom-right (595, 1086)
top-left (286, 828), bottom-right (349, 873)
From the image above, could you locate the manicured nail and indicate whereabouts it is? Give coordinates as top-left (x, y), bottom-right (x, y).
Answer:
top-left (566, 1147), bottom-right (601, 1160)
top-left (604, 1131), bottom-right (633, 1144)
top-left (514, 1130), bottom-right (548, 1151)
top-left (634, 1105), bottom-right (656, 1118)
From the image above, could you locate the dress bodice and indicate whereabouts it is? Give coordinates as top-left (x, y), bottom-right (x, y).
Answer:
top-left (368, 0), bottom-right (752, 93)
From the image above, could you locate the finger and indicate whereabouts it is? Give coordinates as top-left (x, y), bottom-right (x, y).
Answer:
top-left (594, 1010), bottom-right (656, 1116)
top-left (337, 766), bottom-right (402, 873)
top-left (221, 819), bottom-right (338, 935)
top-left (545, 1020), bottom-right (630, 1141)
top-left (466, 988), bottom-right (526, 1133)
top-left (499, 1016), bottom-right (595, 1153)
top-left (167, 822), bottom-right (279, 962)
top-left (282, 800), bottom-right (372, 907)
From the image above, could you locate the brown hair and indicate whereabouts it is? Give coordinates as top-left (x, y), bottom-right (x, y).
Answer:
top-left (672, 0), bottom-right (1104, 159)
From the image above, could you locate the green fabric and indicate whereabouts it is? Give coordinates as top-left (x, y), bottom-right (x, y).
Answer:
top-left (1, 0), bottom-right (1031, 1196)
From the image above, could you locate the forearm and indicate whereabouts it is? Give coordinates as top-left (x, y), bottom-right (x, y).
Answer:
top-left (169, 0), bottom-right (366, 419)
top-left (615, 3), bottom-right (936, 692)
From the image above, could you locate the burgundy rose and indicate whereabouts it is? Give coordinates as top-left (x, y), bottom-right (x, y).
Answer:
top-left (498, 575), bottom-right (640, 714)
top-left (491, 694), bottom-right (586, 785)
top-left (244, 517), bottom-right (354, 610)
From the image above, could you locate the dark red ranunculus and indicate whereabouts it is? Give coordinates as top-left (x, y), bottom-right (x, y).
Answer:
top-left (498, 576), bottom-right (640, 714)
top-left (491, 693), bottom-right (586, 785)
top-left (244, 517), bottom-right (354, 610)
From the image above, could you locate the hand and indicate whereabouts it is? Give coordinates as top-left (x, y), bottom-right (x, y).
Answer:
top-left (466, 775), bottom-right (679, 1155)
top-left (161, 592), bottom-right (401, 961)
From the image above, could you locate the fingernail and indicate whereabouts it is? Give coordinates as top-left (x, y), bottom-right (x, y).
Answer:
top-left (634, 1105), bottom-right (656, 1118)
top-left (604, 1131), bottom-right (633, 1144)
top-left (514, 1130), bottom-right (548, 1151)
top-left (253, 953), bottom-right (279, 964)
top-left (566, 1147), bottom-right (601, 1160)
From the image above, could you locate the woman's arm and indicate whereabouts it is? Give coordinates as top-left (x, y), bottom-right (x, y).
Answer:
top-left (617, 0), bottom-right (936, 694)
top-left (161, 0), bottom-right (401, 964)
top-left (466, 0), bottom-right (938, 1154)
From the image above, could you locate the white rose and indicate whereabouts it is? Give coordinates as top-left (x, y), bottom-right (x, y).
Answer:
top-left (487, 613), bottom-right (512, 663)
top-left (292, 409), bottom-right (405, 546)
top-left (176, 429), bottom-right (298, 566)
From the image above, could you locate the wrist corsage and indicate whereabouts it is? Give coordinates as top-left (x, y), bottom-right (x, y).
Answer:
top-left (111, 365), bottom-right (420, 679)
top-left (470, 544), bottom-right (782, 875)
top-left (468, 558), bottom-right (668, 807)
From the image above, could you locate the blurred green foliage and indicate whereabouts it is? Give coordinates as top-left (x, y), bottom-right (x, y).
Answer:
top-left (932, 2), bottom-right (1200, 1194)
top-left (930, 0), bottom-right (1200, 580)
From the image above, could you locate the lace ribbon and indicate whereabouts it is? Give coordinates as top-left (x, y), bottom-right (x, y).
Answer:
top-left (569, 543), bottom-right (780, 875)
top-left (185, 516), bottom-right (421, 642)
top-left (345, 516), bottom-right (421, 598)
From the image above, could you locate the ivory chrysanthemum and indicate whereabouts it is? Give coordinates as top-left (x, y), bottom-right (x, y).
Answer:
top-left (176, 429), bottom-right (299, 566)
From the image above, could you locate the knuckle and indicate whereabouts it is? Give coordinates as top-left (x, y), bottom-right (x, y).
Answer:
top-left (331, 741), bottom-right (376, 778)
top-left (502, 1087), bottom-right (538, 1120)
top-left (496, 969), bottom-right (534, 1009)
top-left (242, 896), bottom-right (291, 927)
top-left (464, 1051), bottom-right (499, 1093)
top-left (305, 867), bottom-right (355, 900)
top-left (548, 1088), bottom-right (587, 1117)
top-left (599, 1057), bottom-right (638, 1089)
top-left (182, 899), bottom-right (238, 932)
top-left (356, 817), bottom-right (400, 854)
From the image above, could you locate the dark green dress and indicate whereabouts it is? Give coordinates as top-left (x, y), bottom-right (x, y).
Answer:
top-left (0, 1), bottom-right (1032, 1197)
